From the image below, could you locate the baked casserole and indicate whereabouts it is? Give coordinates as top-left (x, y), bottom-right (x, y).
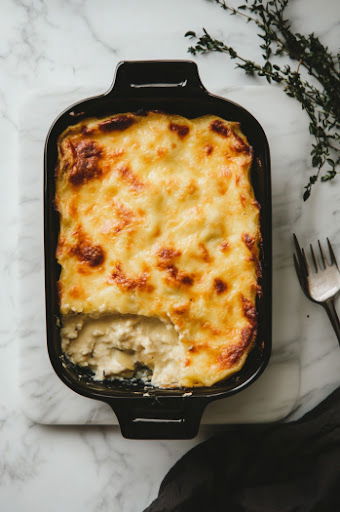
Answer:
top-left (55, 111), bottom-right (261, 387)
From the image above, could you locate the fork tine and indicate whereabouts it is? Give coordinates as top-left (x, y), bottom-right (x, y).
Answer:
top-left (310, 244), bottom-right (318, 273)
top-left (301, 248), bottom-right (309, 275)
top-left (293, 253), bottom-right (303, 286)
top-left (327, 238), bottom-right (339, 269)
top-left (293, 233), bottom-right (308, 276)
top-left (318, 240), bottom-right (326, 269)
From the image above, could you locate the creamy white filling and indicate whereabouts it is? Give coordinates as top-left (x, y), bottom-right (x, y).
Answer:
top-left (61, 314), bottom-right (186, 387)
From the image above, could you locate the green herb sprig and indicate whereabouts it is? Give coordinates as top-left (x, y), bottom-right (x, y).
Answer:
top-left (185, 0), bottom-right (340, 200)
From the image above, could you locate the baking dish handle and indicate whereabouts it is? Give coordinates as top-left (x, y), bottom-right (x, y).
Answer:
top-left (108, 397), bottom-right (208, 439)
top-left (108, 60), bottom-right (207, 95)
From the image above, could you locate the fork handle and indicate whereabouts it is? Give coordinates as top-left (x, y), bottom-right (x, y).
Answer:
top-left (323, 299), bottom-right (340, 345)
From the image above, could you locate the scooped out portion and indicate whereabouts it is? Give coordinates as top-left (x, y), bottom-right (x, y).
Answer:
top-left (61, 314), bottom-right (186, 387)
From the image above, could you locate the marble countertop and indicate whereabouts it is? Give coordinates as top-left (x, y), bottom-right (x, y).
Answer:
top-left (1, 1), bottom-right (339, 510)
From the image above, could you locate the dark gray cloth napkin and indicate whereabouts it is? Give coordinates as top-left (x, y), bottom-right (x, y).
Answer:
top-left (145, 387), bottom-right (340, 512)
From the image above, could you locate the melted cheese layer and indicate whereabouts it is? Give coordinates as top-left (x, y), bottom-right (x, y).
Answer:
top-left (61, 314), bottom-right (184, 386)
top-left (56, 111), bottom-right (261, 387)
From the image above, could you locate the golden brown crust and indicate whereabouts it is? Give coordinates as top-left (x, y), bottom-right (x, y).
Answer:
top-left (169, 122), bottom-right (190, 138)
top-left (214, 278), bottom-right (228, 295)
top-left (72, 242), bottom-right (105, 267)
top-left (98, 114), bottom-right (135, 132)
top-left (218, 325), bottom-right (256, 368)
top-left (68, 140), bottom-right (103, 186)
top-left (109, 263), bottom-right (153, 292)
top-left (56, 111), bottom-right (260, 387)
top-left (210, 119), bottom-right (230, 137)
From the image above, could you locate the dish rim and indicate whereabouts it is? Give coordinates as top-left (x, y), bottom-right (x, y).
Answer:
top-left (44, 60), bottom-right (272, 438)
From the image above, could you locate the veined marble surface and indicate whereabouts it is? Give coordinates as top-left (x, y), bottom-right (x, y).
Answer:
top-left (1, 1), bottom-right (339, 511)
top-left (18, 85), bottom-right (302, 426)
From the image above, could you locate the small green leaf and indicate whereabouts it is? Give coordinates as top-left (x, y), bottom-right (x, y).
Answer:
top-left (321, 170), bottom-right (337, 181)
top-left (312, 156), bottom-right (320, 167)
top-left (303, 188), bottom-right (311, 201)
top-left (264, 61), bottom-right (272, 72)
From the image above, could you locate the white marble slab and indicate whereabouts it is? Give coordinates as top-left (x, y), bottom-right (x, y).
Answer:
top-left (18, 85), bottom-right (302, 425)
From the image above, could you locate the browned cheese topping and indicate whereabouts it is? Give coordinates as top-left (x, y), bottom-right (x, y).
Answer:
top-left (56, 112), bottom-right (261, 387)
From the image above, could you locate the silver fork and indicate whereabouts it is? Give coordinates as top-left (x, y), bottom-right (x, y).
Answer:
top-left (293, 234), bottom-right (340, 345)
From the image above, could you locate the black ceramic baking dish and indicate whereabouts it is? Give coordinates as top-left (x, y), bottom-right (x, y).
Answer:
top-left (44, 60), bottom-right (272, 439)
